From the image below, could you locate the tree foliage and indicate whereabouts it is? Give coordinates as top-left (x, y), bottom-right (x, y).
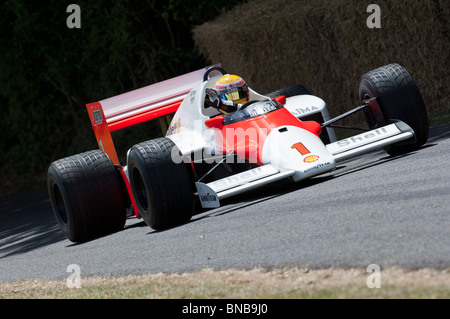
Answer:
top-left (0, 0), bottom-right (245, 195)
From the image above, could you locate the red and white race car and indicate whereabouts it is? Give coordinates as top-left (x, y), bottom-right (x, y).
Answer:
top-left (47, 63), bottom-right (429, 242)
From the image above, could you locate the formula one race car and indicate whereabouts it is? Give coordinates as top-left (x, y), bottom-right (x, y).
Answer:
top-left (47, 63), bottom-right (429, 242)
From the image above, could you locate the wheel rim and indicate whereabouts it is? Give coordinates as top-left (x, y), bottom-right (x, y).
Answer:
top-left (132, 167), bottom-right (149, 212)
top-left (362, 90), bottom-right (385, 129)
top-left (53, 184), bottom-right (68, 224)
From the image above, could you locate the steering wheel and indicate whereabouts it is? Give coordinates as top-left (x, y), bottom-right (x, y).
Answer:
top-left (203, 66), bottom-right (227, 82)
top-left (238, 100), bottom-right (257, 110)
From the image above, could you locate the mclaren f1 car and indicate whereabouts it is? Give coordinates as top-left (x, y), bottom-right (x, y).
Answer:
top-left (47, 63), bottom-right (429, 242)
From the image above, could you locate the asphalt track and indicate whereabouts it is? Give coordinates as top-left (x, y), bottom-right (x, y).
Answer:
top-left (1, 125), bottom-right (449, 283)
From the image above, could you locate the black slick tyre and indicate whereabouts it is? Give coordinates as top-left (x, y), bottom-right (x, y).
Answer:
top-left (47, 150), bottom-right (126, 242)
top-left (127, 137), bottom-right (194, 230)
top-left (359, 63), bottom-right (429, 155)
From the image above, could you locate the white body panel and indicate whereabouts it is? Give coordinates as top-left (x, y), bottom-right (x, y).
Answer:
top-left (196, 165), bottom-right (296, 207)
top-left (166, 79), bottom-right (215, 155)
top-left (327, 122), bottom-right (414, 162)
top-left (284, 95), bottom-right (336, 142)
top-left (261, 125), bottom-right (336, 182)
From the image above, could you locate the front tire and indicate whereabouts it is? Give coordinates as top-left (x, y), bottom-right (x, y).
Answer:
top-left (359, 63), bottom-right (429, 155)
top-left (127, 138), bottom-right (194, 230)
top-left (47, 150), bottom-right (126, 242)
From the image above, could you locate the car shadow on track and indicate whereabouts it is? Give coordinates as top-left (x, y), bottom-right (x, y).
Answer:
top-left (188, 175), bottom-right (335, 223)
top-left (332, 150), bottom-right (415, 178)
top-left (140, 175), bottom-right (336, 236)
top-left (428, 124), bottom-right (450, 142)
top-left (0, 189), bottom-right (66, 259)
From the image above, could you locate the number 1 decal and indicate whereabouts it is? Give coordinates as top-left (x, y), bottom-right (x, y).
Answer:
top-left (291, 142), bottom-right (310, 155)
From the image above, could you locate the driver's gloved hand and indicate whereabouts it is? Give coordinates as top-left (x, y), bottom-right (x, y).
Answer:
top-left (205, 88), bottom-right (239, 113)
top-left (205, 88), bottom-right (221, 109)
top-left (219, 99), bottom-right (239, 113)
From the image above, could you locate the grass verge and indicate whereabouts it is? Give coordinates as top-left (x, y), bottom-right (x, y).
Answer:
top-left (1, 267), bottom-right (448, 299)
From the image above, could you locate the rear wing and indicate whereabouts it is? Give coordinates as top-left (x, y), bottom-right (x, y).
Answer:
top-left (85, 66), bottom-right (216, 164)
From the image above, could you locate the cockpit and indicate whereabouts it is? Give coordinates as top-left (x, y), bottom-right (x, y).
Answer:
top-left (222, 99), bottom-right (284, 125)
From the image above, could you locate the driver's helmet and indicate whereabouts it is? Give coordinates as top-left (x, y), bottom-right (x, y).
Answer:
top-left (215, 75), bottom-right (249, 105)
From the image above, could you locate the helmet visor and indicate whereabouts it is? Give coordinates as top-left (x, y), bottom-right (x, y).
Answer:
top-left (220, 86), bottom-right (248, 102)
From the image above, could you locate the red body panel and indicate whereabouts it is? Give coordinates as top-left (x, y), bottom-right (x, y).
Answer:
top-left (206, 107), bottom-right (322, 164)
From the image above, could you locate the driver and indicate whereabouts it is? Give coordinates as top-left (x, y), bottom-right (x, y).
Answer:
top-left (205, 75), bottom-right (249, 114)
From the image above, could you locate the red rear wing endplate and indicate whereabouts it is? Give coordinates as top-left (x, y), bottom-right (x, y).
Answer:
top-left (86, 101), bottom-right (120, 164)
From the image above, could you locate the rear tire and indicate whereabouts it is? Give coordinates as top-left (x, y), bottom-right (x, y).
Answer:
top-left (47, 150), bottom-right (126, 242)
top-left (359, 63), bottom-right (429, 155)
top-left (127, 137), bottom-right (194, 230)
